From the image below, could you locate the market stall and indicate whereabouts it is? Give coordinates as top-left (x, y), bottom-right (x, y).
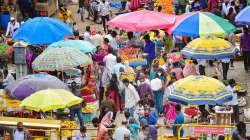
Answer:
top-left (119, 47), bottom-right (147, 67)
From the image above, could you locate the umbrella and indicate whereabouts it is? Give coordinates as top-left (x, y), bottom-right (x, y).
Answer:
top-left (108, 10), bottom-right (176, 32)
top-left (181, 36), bottom-right (238, 60)
top-left (168, 12), bottom-right (236, 37)
top-left (166, 75), bottom-right (233, 105)
top-left (20, 89), bottom-right (82, 112)
top-left (235, 6), bottom-right (250, 25)
top-left (5, 73), bottom-right (69, 100)
top-left (13, 17), bottom-right (73, 45)
top-left (48, 40), bottom-right (96, 54)
top-left (32, 47), bottom-right (92, 71)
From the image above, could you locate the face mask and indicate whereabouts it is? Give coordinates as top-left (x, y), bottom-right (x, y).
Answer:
top-left (157, 72), bottom-right (162, 76)
top-left (18, 128), bottom-right (23, 131)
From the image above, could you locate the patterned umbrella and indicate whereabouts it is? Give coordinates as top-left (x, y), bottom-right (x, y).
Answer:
top-left (48, 40), bottom-right (96, 54)
top-left (20, 89), bottom-right (82, 112)
top-left (168, 12), bottom-right (236, 37)
top-left (32, 47), bottom-right (92, 71)
top-left (166, 75), bottom-right (233, 105)
top-left (5, 73), bottom-right (69, 100)
top-left (181, 36), bottom-right (238, 60)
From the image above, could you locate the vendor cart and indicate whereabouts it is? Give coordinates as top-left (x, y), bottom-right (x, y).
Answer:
top-left (0, 117), bottom-right (61, 140)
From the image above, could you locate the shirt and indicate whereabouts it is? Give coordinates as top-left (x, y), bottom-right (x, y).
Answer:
top-left (103, 53), bottom-right (117, 72)
top-left (6, 21), bottom-right (20, 36)
top-left (113, 126), bottom-right (131, 140)
top-left (105, 34), bottom-right (118, 51)
top-left (226, 85), bottom-right (238, 105)
top-left (221, 58), bottom-right (231, 63)
top-left (75, 133), bottom-right (90, 140)
top-left (173, 112), bottom-right (184, 137)
top-left (83, 32), bottom-right (91, 42)
top-left (3, 73), bottom-right (15, 87)
top-left (14, 130), bottom-right (24, 140)
top-left (124, 84), bottom-right (140, 109)
top-left (144, 40), bottom-right (156, 63)
top-left (240, 33), bottom-right (250, 51)
top-left (99, 1), bottom-right (110, 16)
top-left (90, 34), bottom-right (103, 47)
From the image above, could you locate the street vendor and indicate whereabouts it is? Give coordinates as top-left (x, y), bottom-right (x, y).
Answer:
top-left (143, 34), bottom-right (156, 65)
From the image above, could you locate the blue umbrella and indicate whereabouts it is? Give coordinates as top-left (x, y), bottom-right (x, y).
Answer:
top-left (13, 17), bottom-right (73, 45)
top-left (47, 40), bottom-right (96, 53)
top-left (235, 6), bottom-right (250, 25)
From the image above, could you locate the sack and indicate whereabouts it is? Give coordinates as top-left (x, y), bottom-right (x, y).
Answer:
top-left (238, 97), bottom-right (247, 107)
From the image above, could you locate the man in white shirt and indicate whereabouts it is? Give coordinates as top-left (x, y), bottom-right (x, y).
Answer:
top-left (83, 26), bottom-right (91, 42)
top-left (14, 122), bottom-right (25, 140)
top-left (113, 120), bottom-right (131, 140)
top-left (105, 31), bottom-right (118, 53)
top-left (90, 31), bottom-right (103, 47)
top-left (75, 126), bottom-right (90, 140)
top-left (99, 0), bottom-right (111, 33)
top-left (3, 69), bottom-right (15, 88)
top-left (103, 48), bottom-right (117, 72)
top-left (226, 79), bottom-right (239, 124)
top-left (112, 57), bottom-right (125, 79)
top-left (6, 17), bottom-right (20, 37)
top-left (122, 78), bottom-right (140, 117)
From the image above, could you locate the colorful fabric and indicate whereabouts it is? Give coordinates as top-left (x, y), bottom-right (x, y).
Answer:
top-left (168, 12), bottom-right (236, 37)
top-left (182, 36), bottom-right (238, 60)
top-left (167, 75), bottom-right (233, 105)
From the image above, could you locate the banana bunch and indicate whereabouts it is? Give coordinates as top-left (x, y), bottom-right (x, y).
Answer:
top-left (120, 72), bottom-right (135, 82)
top-left (235, 84), bottom-right (242, 91)
top-left (61, 121), bottom-right (77, 128)
top-left (82, 104), bottom-right (97, 113)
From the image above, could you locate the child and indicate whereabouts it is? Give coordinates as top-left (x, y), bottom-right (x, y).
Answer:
top-left (127, 119), bottom-right (139, 140)
top-left (135, 100), bottom-right (145, 120)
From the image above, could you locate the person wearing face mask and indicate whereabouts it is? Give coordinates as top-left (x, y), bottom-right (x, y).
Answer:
top-left (150, 73), bottom-right (164, 113)
top-left (6, 17), bottom-right (20, 37)
top-left (137, 73), bottom-right (153, 100)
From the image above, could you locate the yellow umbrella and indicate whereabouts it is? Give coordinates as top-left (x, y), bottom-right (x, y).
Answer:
top-left (167, 75), bottom-right (233, 105)
top-left (20, 89), bottom-right (82, 112)
top-left (181, 36), bottom-right (238, 60)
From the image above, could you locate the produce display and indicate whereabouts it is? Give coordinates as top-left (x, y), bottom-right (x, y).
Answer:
top-left (61, 121), bottom-right (78, 137)
top-left (120, 72), bottom-right (136, 82)
top-left (82, 104), bottom-right (97, 113)
top-left (119, 47), bottom-right (140, 58)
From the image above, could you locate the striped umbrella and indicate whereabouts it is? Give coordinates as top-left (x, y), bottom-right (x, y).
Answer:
top-left (181, 36), bottom-right (238, 60)
top-left (48, 40), bottom-right (96, 54)
top-left (166, 75), bottom-right (233, 105)
top-left (168, 12), bottom-right (236, 37)
top-left (32, 47), bottom-right (92, 71)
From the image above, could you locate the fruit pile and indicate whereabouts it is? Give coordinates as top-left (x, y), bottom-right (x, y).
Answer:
top-left (119, 47), bottom-right (140, 58)
top-left (61, 121), bottom-right (78, 138)
top-left (120, 72), bottom-right (135, 82)
top-left (82, 104), bottom-right (97, 113)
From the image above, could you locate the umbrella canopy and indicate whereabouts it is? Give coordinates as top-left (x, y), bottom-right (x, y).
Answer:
top-left (235, 6), bottom-right (250, 25)
top-left (181, 36), bottom-right (238, 60)
top-left (20, 89), bottom-right (82, 112)
top-left (13, 17), bottom-right (73, 45)
top-left (48, 40), bottom-right (96, 54)
top-left (32, 47), bottom-right (92, 71)
top-left (166, 75), bottom-right (233, 105)
top-left (108, 10), bottom-right (176, 32)
top-left (5, 73), bottom-right (69, 100)
top-left (168, 12), bottom-right (236, 37)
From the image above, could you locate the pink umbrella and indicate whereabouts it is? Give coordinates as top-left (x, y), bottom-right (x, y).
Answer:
top-left (108, 10), bottom-right (176, 32)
